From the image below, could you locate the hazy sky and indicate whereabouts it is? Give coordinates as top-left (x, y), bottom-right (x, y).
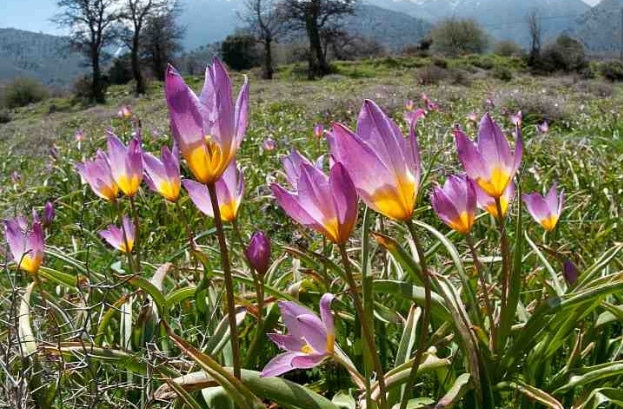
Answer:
top-left (0, 0), bottom-right (603, 36)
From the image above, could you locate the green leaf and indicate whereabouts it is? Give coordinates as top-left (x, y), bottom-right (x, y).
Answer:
top-left (436, 373), bottom-right (472, 409)
top-left (496, 380), bottom-right (563, 409)
top-left (389, 306), bottom-right (421, 407)
top-left (553, 361), bottom-right (623, 394)
top-left (18, 282), bottom-right (37, 355)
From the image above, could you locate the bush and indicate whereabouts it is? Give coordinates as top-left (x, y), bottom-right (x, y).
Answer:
top-left (448, 68), bottom-right (472, 86)
top-left (536, 35), bottom-right (587, 74)
top-left (492, 65), bottom-right (513, 82)
top-left (107, 55), bottom-right (133, 85)
top-left (0, 109), bottom-right (11, 123)
top-left (417, 65), bottom-right (447, 85)
top-left (430, 18), bottom-right (488, 57)
top-left (221, 34), bottom-right (261, 71)
top-left (494, 41), bottom-right (523, 57)
top-left (72, 75), bottom-right (108, 105)
top-left (3, 77), bottom-right (49, 108)
top-left (598, 60), bottom-right (623, 82)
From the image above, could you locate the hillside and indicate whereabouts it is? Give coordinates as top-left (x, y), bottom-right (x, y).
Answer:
top-left (572, 0), bottom-right (623, 54)
top-left (0, 28), bottom-right (85, 87)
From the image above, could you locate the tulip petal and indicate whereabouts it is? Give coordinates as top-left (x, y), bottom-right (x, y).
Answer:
top-left (267, 333), bottom-right (305, 352)
top-left (478, 113), bottom-right (512, 168)
top-left (260, 352), bottom-right (325, 377)
top-left (271, 184), bottom-right (324, 234)
top-left (165, 64), bottom-right (204, 153)
top-left (296, 314), bottom-right (329, 354)
top-left (278, 301), bottom-right (316, 340)
top-left (319, 293), bottom-right (335, 335)
top-left (182, 179), bottom-right (214, 217)
top-left (329, 163), bottom-right (358, 243)
top-left (454, 129), bottom-right (487, 181)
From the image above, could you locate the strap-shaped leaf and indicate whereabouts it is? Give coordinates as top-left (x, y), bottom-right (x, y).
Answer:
top-left (496, 381), bottom-right (563, 409)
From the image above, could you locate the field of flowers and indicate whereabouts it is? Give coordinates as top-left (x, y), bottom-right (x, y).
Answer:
top-left (1, 57), bottom-right (623, 409)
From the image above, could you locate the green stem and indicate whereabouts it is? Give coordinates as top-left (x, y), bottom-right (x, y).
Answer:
top-left (129, 196), bottom-right (141, 271)
top-left (466, 233), bottom-right (496, 351)
top-left (495, 197), bottom-right (511, 351)
top-left (206, 182), bottom-right (241, 380)
top-left (114, 200), bottom-right (135, 275)
top-left (401, 220), bottom-right (432, 409)
top-left (337, 243), bottom-right (387, 409)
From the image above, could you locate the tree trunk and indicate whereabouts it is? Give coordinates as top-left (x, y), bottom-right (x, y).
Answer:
top-left (305, 4), bottom-right (330, 79)
top-left (92, 50), bottom-right (105, 103)
top-left (132, 31), bottom-right (146, 95)
top-left (262, 37), bottom-right (274, 80)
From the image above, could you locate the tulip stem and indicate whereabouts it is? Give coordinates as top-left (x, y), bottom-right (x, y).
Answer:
top-left (207, 182), bottom-right (241, 380)
top-left (337, 243), bottom-right (387, 409)
top-left (466, 234), bottom-right (496, 351)
top-left (401, 220), bottom-right (432, 409)
top-left (114, 200), bottom-right (135, 276)
top-left (129, 196), bottom-right (141, 271)
top-left (495, 198), bottom-right (511, 331)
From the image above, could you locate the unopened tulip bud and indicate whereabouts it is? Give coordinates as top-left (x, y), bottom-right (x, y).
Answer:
top-left (246, 231), bottom-right (271, 275)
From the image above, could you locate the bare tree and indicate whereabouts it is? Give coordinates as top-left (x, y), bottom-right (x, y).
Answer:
top-left (120, 0), bottom-right (173, 95)
top-left (55, 0), bottom-right (119, 103)
top-left (527, 9), bottom-right (542, 67)
top-left (141, 4), bottom-right (185, 81)
top-left (241, 0), bottom-right (286, 79)
top-left (279, 0), bottom-right (358, 79)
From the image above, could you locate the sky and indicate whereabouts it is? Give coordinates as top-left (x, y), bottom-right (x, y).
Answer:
top-left (0, 0), bottom-right (603, 36)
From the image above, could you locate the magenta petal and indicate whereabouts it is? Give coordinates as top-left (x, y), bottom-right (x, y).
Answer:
top-left (454, 128), bottom-right (487, 180)
top-left (511, 125), bottom-right (523, 177)
top-left (278, 300), bottom-right (316, 340)
top-left (290, 353), bottom-right (327, 369)
top-left (282, 149), bottom-right (312, 188)
top-left (358, 100), bottom-right (408, 170)
top-left (319, 293), bottom-right (335, 335)
top-left (182, 179), bottom-right (214, 217)
top-left (329, 163), bottom-right (358, 241)
top-left (260, 352), bottom-right (303, 377)
top-left (234, 76), bottom-right (250, 146)
top-left (4, 219), bottom-right (26, 263)
top-left (271, 184), bottom-right (323, 232)
top-left (296, 314), bottom-right (328, 353)
top-left (164, 64), bottom-right (204, 152)
top-left (523, 192), bottom-right (550, 222)
top-left (267, 333), bottom-right (305, 352)
top-left (478, 112), bottom-right (512, 166)
top-left (545, 182), bottom-right (559, 213)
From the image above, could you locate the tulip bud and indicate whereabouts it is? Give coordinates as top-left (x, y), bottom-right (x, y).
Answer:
top-left (563, 259), bottom-right (579, 286)
top-left (246, 232), bottom-right (271, 276)
top-left (43, 201), bottom-right (55, 228)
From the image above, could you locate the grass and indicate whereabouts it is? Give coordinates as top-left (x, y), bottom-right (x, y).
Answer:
top-left (1, 55), bottom-right (623, 408)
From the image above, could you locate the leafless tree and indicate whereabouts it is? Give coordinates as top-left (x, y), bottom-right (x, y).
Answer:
top-left (141, 4), bottom-right (185, 81)
top-left (119, 0), bottom-right (173, 95)
top-left (55, 0), bottom-right (120, 103)
top-left (527, 9), bottom-right (542, 67)
top-left (279, 0), bottom-right (358, 79)
top-left (241, 0), bottom-right (286, 79)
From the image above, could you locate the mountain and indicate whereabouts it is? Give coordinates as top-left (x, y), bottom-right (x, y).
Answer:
top-left (177, 0), bottom-right (430, 51)
top-left (364, 0), bottom-right (590, 47)
top-left (0, 28), bottom-right (85, 87)
top-left (571, 0), bottom-right (623, 54)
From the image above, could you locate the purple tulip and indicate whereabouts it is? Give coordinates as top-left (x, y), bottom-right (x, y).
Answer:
top-left (10, 171), bottom-right (20, 185)
top-left (75, 129), bottom-right (85, 142)
top-left (99, 216), bottom-right (135, 253)
top-left (3, 215), bottom-right (44, 275)
top-left (43, 201), bottom-right (55, 228)
top-left (164, 59), bottom-right (249, 184)
top-left (261, 293), bottom-right (335, 377)
top-left (454, 113), bottom-right (523, 199)
top-left (246, 231), bottom-right (271, 275)
top-left (475, 181), bottom-right (515, 219)
top-left (106, 132), bottom-right (143, 197)
top-left (404, 108), bottom-right (426, 126)
top-left (281, 149), bottom-right (324, 189)
top-left (76, 150), bottom-right (119, 202)
top-left (117, 105), bottom-right (132, 119)
top-left (466, 112), bottom-right (478, 123)
top-left (523, 182), bottom-right (564, 231)
top-left (263, 138), bottom-right (276, 152)
top-left (271, 159), bottom-right (358, 244)
top-left (431, 175), bottom-right (476, 235)
top-left (510, 111), bottom-right (522, 126)
top-left (330, 100), bottom-right (422, 221)
top-left (182, 161), bottom-right (244, 222)
top-left (313, 124), bottom-right (324, 139)
top-left (537, 121), bottom-right (549, 134)
top-left (563, 259), bottom-right (579, 286)
top-left (143, 145), bottom-right (181, 202)
top-left (405, 99), bottom-right (415, 111)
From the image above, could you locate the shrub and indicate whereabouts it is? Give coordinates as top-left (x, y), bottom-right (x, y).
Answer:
top-left (417, 65), bottom-right (447, 85)
top-left (536, 35), bottom-right (587, 74)
top-left (3, 77), bottom-right (49, 108)
top-left (430, 18), bottom-right (488, 57)
top-left (107, 55), bottom-right (133, 85)
top-left (72, 75), bottom-right (108, 104)
top-left (598, 60), bottom-right (623, 82)
top-left (467, 54), bottom-right (495, 70)
top-left (448, 68), bottom-right (472, 86)
top-left (494, 40), bottom-right (523, 57)
top-left (221, 34), bottom-right (261, 71)
top-left (492, 65), bottom-right (513, 82)
top-left (432, 57), bottom-right (448, 69)
top-left (0, 109), bottom-right (11, 123)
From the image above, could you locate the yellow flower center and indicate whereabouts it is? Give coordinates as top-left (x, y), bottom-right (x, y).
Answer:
top-left (119, 239), bottom-right (134, 253)
top-left (19, 254), bottom-right (42, 275)
top-left (477, 167), bottom-right (510, 198)
top-left (370, 172), bottom-right (417, 221)
top-left (484, 196), bottom-right (509, 218)
top-left (158, 180), bottom-right (180, 202)
top-left (117, 174), bottom-right (141, 197)
top-left (186, 136), bottom-right (230, 184)
top-left (99, 183), bottom-right (119, 202)
top-left (326, 333), bottom-right (335, 354)
top-left (219, 200), bottom-right (239, 223)
top-left (300, 343), bottom-right (315, 354)
top-left (540, 215), bottom-right (558, 231)
top-left (447, 211), bottom-right (473, 234)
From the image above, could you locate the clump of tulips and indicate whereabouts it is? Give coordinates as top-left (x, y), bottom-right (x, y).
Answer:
top-left (6, 58), bottom-right (621, 409)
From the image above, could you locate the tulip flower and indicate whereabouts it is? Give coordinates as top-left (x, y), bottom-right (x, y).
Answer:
top-left (523, 182), bottom-right (564, 231)
top-left (182, 161), bottom-right (244, 222)
top-left (246, 231), bottom-right (271, 275)
top-left (563, 259), bottom-right (579, 286)
top-left (454, 113), bottom-right (523, 199)
top-left (263, 138), bottom-right (276, 152)
top-left (43, 201), bottom-right (55, 228)
top-left (106, 133), bottom-right (143, 197)
top-left (431, 175), bottom-right (476, 235)
top-left (164, 59), bottom-right (249, 184)
top-left (405, 99), bottom-right (415, 111)
top-left (476, 181), bottom-right (515, 219)
top-left (281, 149), bottom-right (324, 189)
top-left (261, 293), bottom-right (335, 377)
top-left (313, 124), bottom-right (324, 139)
top-left (99, 216), bottom-right (135, 253)
top-left (76, 150), bottom-right (119, 202)
top-left (3, 215), bottom-right (44, 275)
top-left (117, 105), bottom-right (132, 119)
top-left (466, 112), bottom-right (478, 123)
top-left (537, 121), bottom-right (549, 134)
top-left (330, 99), bottom-right (421, 221)
top-left (510, 111), bottom-right (522, 126)
top-left (10, 171), bottom-right (20, 185)
top-left (271, 160), bottom-right (357, 244)
top-left (143, 145), bottom-right (181, 202)
top-left (75, 129), bottom-right (85, 142)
